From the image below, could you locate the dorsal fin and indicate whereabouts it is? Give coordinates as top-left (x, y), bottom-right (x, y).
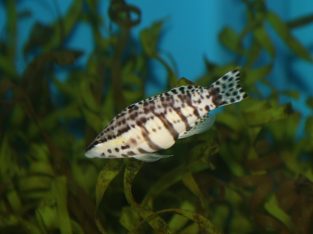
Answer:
top-left (209, 69), bottom-right (247, 107)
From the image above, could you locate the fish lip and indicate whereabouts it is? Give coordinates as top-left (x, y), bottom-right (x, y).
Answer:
top-left (84, 149), bottom-right (94, 158)
top-left (85, 141), bottom-right (97, 152)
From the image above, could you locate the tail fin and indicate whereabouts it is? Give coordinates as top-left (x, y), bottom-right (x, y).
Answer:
top-left (209, 69), bottom-right (247, 107)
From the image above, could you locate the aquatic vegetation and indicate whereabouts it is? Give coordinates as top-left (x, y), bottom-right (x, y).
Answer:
top-left (1, 0), bottom-right (313, 233)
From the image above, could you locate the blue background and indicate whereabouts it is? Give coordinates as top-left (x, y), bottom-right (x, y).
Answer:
top-left (1, 0), bottom-right (312, 126)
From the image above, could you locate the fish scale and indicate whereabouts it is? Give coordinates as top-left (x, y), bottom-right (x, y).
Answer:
top-left (85, 69), bottom-right (247, 162)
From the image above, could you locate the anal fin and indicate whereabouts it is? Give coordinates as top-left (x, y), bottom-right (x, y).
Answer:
top-left (133, 154), bottom-right (173, 162)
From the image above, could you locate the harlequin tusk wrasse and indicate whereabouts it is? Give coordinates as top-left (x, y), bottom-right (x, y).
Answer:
top-left (85, 69), bottom-right (247, 162)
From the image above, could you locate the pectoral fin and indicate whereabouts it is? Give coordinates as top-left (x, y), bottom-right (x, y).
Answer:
top-left (179, 114), bottom-right (215, 139)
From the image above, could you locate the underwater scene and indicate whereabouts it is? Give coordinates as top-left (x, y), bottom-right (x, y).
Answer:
top-left (1, 0), bottom-right (313, 233)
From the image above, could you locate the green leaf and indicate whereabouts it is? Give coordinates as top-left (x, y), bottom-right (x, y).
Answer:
top-left (219, 27), bottom-right (242, 54)
top-left (81, 108), bottom-right (102, 131)
top-left (142, 157), bottom-right (210, 208)
top-left (123, 160), bottom-right (168, 233)
top-left (6, 189), bottom-right (22, 213)
top-left (175, 77), bottom-right (194, 86)
top-left (182, 174), bottom-right (207, 209)
top-left (157, 208), bottom-right (221, 234)
top-left (242, 101), bottom-right (291, 126)
top-left (179, 223), bottom-right (199, 234)
top-left (119, 206), bottom-right (141, 231)
top-left (45, 0), bottom-right (83, 51)
top-left (0, 136), bottom-right (17, 179)
top-left (244, 64), bottom-right (272, 86)
top-left (306, 97), bottom-right (313, 109)
top-left (28, 161), bottom-right (54, 177)
top-left (244, 40), bottom-right (262, 67)
top-left (53, 176), bottom-right (72, 234)
top-left (140, 20), bottom-right (164, 57)
top-left (253, 26), bottom-right (275, 57)
top-left (80, 79), bottom-right (99, 112)
top-left (18, 176), bottom-right (52, 192)
top-left (95, 160), bottom-right (123, 208)
top-left (264, 195), bottom-right (291, 228)
top-left (0, 55), bottom-right (17, 77)
top-left (267, 11), bottom-right (313, 62)
top-left (168, 201), bottom-right (195, 232)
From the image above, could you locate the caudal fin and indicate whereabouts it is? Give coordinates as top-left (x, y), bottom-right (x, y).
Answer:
top-left (209, 69), bottom-right (247, 107)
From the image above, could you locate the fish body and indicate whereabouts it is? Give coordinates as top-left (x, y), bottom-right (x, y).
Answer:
top-left (85, 69), bottom-right (247, 162)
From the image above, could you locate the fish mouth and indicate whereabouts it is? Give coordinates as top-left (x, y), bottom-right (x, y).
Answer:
top-left (84, 143), bottom-right (101, 158)
top-left (84, 149), bottom-right (95, 158)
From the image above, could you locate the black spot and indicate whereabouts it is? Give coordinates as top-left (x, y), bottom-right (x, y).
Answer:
top-left (232, 91), bottom-right (238, 96)
top-left (179, 86), bottom-right (185, 93)
top-left (222, 75), bottom-right (228, 81)
top-left (187, 85), bottom-right (193, 89)
top-left (215, 81), bottom-right (220, 85)
top-left (108, 149), bottom-right (112, 153)
top-left (229, 83), bottom-right (234, 88)
top-left (115, 148), bottom-right (119, 152)
top-left (129, 112), bottom-right (138, 120)
top-left (205, 105), bottom-right (210, 111)
top-left (101, 152), bottom-right (105, 156)
top-left (171, 89), bottom-right (178, 94)
top-left (230, 98), bottom-right (235, 103)
top-left (128, 104), bottom-right (135, 109)
top-left (117, 126), bottom-right (130, 135)
top-left (127, 151), bottom-right (135, 156)
top-left (243, 93), bottom-right (248, 98)
top-left (121, 145), bottom-right (130, 150)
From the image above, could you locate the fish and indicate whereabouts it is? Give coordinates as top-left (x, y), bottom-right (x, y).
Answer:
top-left (85, 69), bottom-right (247, 162)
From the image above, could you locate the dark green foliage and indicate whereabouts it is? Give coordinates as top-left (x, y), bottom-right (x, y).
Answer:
top-left (1, 0), bottom-right (313, 233)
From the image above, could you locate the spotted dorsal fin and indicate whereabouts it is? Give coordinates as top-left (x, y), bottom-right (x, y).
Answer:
top-left (178, 114), bottom-right (215, 139)
top-left (209, 69), bottom-right (247, 107)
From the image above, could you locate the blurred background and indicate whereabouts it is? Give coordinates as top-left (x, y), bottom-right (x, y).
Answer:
top-left (1, 0), bottom-right (313, 233)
